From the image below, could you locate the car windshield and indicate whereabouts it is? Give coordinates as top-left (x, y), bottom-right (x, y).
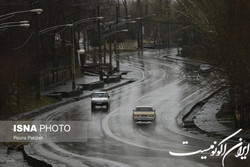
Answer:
top-left (135, 107), bottom-right (153, 112)
top-left (92, 93), bottom-right (108, 98)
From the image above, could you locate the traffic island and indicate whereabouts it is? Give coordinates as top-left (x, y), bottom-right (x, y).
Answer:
top-left (78, 80), bottom-right (105, 90)
top-left (103, 74), bottom-right (121, 83)
top-left (45, 93), bottom-right (62, 101)
top-left (58, 88), bottom-right (83, 98)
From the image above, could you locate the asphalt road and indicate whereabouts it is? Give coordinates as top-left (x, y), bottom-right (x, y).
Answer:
top-left (30, 49), bottom-right (250, 167)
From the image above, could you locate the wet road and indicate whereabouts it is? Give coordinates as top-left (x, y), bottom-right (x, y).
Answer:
top-left (30, 49), bottom-right (249, 167)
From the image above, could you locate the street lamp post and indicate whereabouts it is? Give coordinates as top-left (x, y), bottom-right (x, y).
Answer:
top-left (136, 15), bottom-right (143, 50)
top-left (72, 17), bottom-right (104, 87)
top-left (140, 17), bottom-right (143, 50)
top-left (95, 18), bottom-right (134, 74)
top-left (140, 4), bottom-right (143, 50)
top-left (38, 17), bottom-right (103, 91)
top-left (39, 24), bottom-right (76, 90)
top-left (35, 11), bottom-right (41, 99)
top-left (109, 25), bottom-right (112, 73)
top-left (136, 14), bottom-right (156, 51)
top-left (0, 9), bottom-right (43, 21)
top-left (39, 24), bottom-right (73, 35)
top-left (0, 23), bottom-right (30, 30)
top-left (71, 22), bottom-right (76, 89)
top-left (0, 9), bottom-right (43, 99)
top-left (37, 24), bottom-right (73, 99)
top-left (0, 20), bottom-right (29, 26)
top-left (102, 29), bottom-right (128, 73)
top-left (71, 17), bottom-right (104, 87)
top-left (115, 5), bottom-right (119, 71)
top-left (97, 5), bottom-right (103, 80)
top-left (72, 16), bottom-right (104, 82)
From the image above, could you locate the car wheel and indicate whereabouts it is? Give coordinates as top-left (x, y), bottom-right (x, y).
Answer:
top-left (91, 104), bottom-right (95, 110)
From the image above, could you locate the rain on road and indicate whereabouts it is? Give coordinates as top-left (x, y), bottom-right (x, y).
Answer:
top-left (29, 49), bottom-right (249, 167)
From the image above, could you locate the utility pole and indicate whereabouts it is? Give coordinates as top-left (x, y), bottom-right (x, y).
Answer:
top-left (137, 0), bottom-right (143, 50)
top-left (104, 40), bottom-right (106, 65)
top-left (140, 4), bottom-right (143, 50)
top-left (71, 0), bottom-right (76, 89)
top-left (124, 0), bottom-right (129, 29)
top-left (109, 27), bottom-right (112, 73)
top-left (83, 30), bottom-right (87, 65)
top-left (71, 22), bottom-right (76, 90)
top-left (34, 0), bottom-right (41, 99)
top-left (35, 14), bottom-right (41, 99)
top-left (97, 5), bottom-right (103, 80)
top-left (167, 0), bottom-right (170, 48)
top-left (137, 0), bottom-right (140, 49)
top-left (115, 1), bottom-right (120, 71)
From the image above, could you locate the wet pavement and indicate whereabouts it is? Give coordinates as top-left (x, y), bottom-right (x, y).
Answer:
top-left (25, 49), bottom-right (250, 167)
top-left (2, 49), bottom-right (249, 167)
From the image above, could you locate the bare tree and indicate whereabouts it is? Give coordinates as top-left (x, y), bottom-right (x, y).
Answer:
top-left (175, 0), bottom-right (250, 128)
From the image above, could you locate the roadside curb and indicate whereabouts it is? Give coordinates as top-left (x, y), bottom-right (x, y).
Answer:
top-left (182, 87), bottom-right (224, 126)
top-left (163, 55), bottom-right (204, 64)
top-left (23, 145), bottom-right (65, 167)
top-left (178, 87), bottom-right (250, 142)
top-left (153, 53), bottom-right (204, 65)
top-left (23, 145), bottom-right (52, 167)
top-left (177, 87), bottom-right (224, 129)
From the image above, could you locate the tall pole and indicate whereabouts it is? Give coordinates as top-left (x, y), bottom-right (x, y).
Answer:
top-left (71, 0), bottom-right (76, 89)
top-left (167, 0), bottom-right (170, 48)
top-left (104, 40), bottom-right (106, 65)
top-left (140, 4), bottom-right (143, 50)
top-left (109, 25), bottom-right (112, 73)
top-left (109, 44), bottom-right (112, 73)
top-left (71, 23), bottom-right (76, 90)
top-left (83, 30), bottom-right (87, 64)
top-left (34, 2), bottom-right (41, 99)
top-left (114, 7), bottom-right (117, 66)
top-left (124, 0), bottom-right (129, 29)
top-left (97, 5), bottom-right (103, 80)
top-left (137, 0), bottom-right (143, 50)
top-left (115, 1), bottom-right (120, 71)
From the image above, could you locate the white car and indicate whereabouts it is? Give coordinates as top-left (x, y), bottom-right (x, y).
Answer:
top-left (91, 92), bottom-right (110, 110)
top-left (133, 106), bottom-right (156, 123)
